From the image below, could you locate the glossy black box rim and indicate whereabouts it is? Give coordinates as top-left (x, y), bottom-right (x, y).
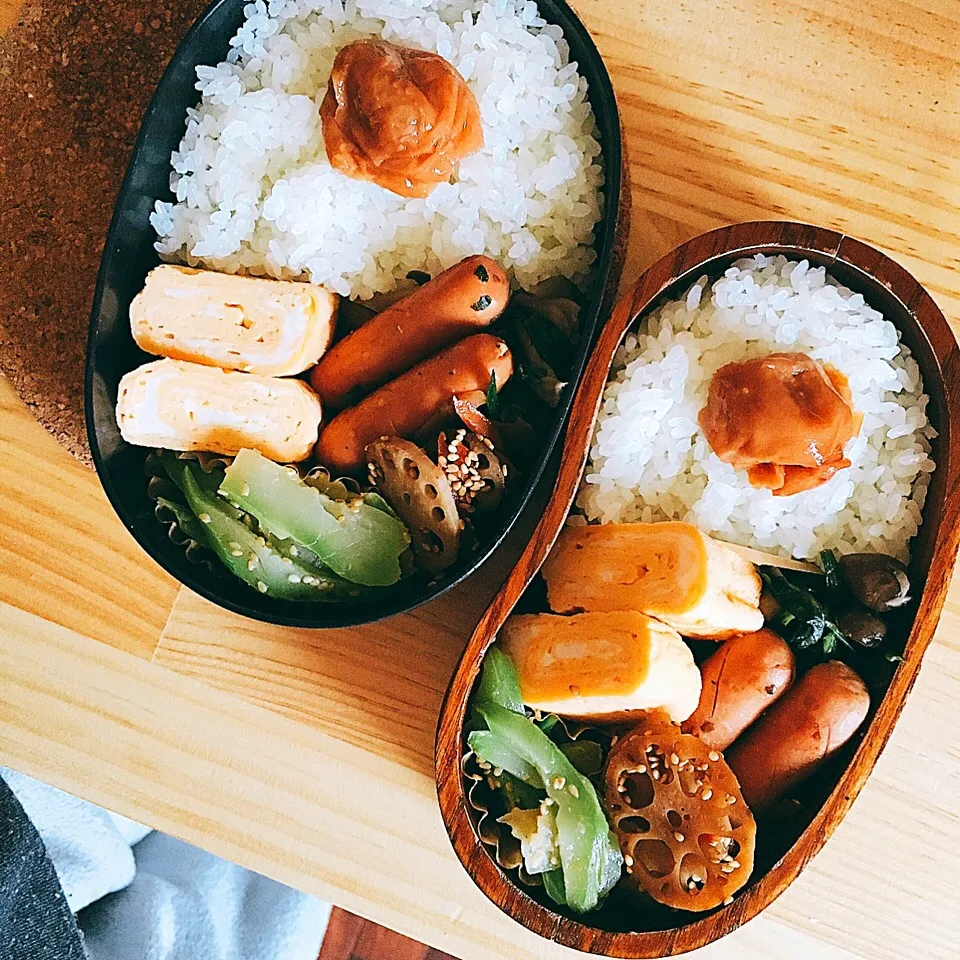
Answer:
top-left (85, 0), bottom-right (623, 629)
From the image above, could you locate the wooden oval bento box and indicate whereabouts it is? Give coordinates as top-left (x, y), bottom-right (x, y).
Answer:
top-left (435, 221), bottom-right (960, 956)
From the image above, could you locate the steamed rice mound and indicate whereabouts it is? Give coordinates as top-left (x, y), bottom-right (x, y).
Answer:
top-left (578, 256), bottom-right (936, 563)
top-left (151, 0), bottom-right (604, 298)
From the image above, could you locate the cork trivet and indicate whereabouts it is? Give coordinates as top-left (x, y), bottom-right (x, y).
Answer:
top-left (0, 0), bottom-right (209, 462)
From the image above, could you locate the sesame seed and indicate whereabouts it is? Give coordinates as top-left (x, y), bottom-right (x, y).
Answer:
top-left (257, 581), bottom-right (268, 593)
top-left (228, 541), bottom-right (241, 551)
top-left (723, 896), bottom-right (734, 906)
top-left (636, 765), bottom-right (646, 774)
top-left (438, 456), bottom-right (448, 466)
top-left (624, 855), bottom-right (634, 867)
top-left (288, 574), bottom-right (301, 583)
top-left (551, 776), bottom-right (565, 790)
top-left (729, 860), bottom-right (740, 869)
top-left (241, 483), bottom-right (251, 497)
top-left (726, 795), bottom-right (736, 805)
top-left (567, 784), bottom-right (579, 798)
top-left (674, 832), bottom-right (685, 843)
top-left (247, 555), bottom-right (258, 571)
top-left (281, 556), bottom-right (293, 565)
top-left (198, 513), bottom-right (212, 523)
top-left (721, 863), bottom-right (735, 873)
top-left (708, 751), bottom-right (720, 761)
top-left (230, 549), bottom-right (243, 557)
top-left (670, 753), bottom-right (680, 765)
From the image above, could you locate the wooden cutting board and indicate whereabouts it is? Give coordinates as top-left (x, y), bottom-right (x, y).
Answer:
top-left (1, 1), bottom-right (959, 958)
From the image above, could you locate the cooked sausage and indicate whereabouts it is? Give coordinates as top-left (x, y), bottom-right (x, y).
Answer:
top-left (310, 255), bottom-right (509, 408)
top-left (682, 628), bottom-right (795, 751)
top-left (315, 334), bottom-right (512, 474)
top-left (726, 660), bottom-right (869, 812)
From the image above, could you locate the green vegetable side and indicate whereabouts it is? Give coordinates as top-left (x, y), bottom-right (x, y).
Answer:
top-left (155, 449), bottom-right (412, 599)
top-left (158, 453), bottom-right (351, 601)
top-left (468, 648), bottom-right (623, 914)
top-left (761, 549), bottom-right (912, 679)
top-left (220, 449), bottom-right (410, 587)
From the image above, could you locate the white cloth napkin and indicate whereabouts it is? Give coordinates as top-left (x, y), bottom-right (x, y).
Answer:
top-left (80, 833), bottom-right (331, 960)
top-left (1, 769), bottom-right (330, 960)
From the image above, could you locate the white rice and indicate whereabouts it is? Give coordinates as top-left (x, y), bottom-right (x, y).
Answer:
top-left (578, 255), bottom-right (936, 563)
top-left (150, 0), bottom-right (604, 298)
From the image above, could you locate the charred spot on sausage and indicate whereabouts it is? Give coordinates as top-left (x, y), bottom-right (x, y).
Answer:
top-left (474, 263), bottom-right (489, 283)
top-left (471, 294), bottom-right (493, 311)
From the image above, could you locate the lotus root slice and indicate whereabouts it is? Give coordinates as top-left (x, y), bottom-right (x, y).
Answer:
top-left (366, 437), bottom-right (460, 574)
top-left (604, 715), bottom-right (756, 911)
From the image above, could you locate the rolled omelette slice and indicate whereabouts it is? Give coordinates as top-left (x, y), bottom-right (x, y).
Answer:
top-left (500, 611), bottom-right (701, 723)
top-left (116, 359), bottom-right (322, 463)
top-left (542, 521), bottom-right (763, 640)
top-left (130, 265), bottom-right (337, 377)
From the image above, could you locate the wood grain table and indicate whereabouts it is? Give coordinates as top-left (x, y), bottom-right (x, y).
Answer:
top-left (1, 2), bottom-right (959, 958)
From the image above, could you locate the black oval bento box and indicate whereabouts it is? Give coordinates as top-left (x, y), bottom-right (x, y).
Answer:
top-left (85, 0), bottom-right (628, 628)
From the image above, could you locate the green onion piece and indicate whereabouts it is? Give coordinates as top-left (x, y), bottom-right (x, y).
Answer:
top-left (473, 646), bottom-right (524, 715)
top-left (486, 370), bottom-right (502, 419)
top-left (468, 730), bottom-right (543, 788)
top-left (155, 496), bottom-right (210, 546)
top-left (559, 740), bottom-right (604, 778)
top-left (536, 714), bottom-right (561, 736)
top-left (820, 549), bottom-right (841, 591)
top-left (541, 868), bottom-right (567, 907)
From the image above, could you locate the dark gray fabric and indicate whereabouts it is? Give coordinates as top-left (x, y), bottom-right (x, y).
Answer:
top-left (0, 776), bottom-right (86, 960)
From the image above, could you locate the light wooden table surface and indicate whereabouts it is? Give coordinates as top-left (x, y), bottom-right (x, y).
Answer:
top-left (2, 1), bottom-right (959, 958)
